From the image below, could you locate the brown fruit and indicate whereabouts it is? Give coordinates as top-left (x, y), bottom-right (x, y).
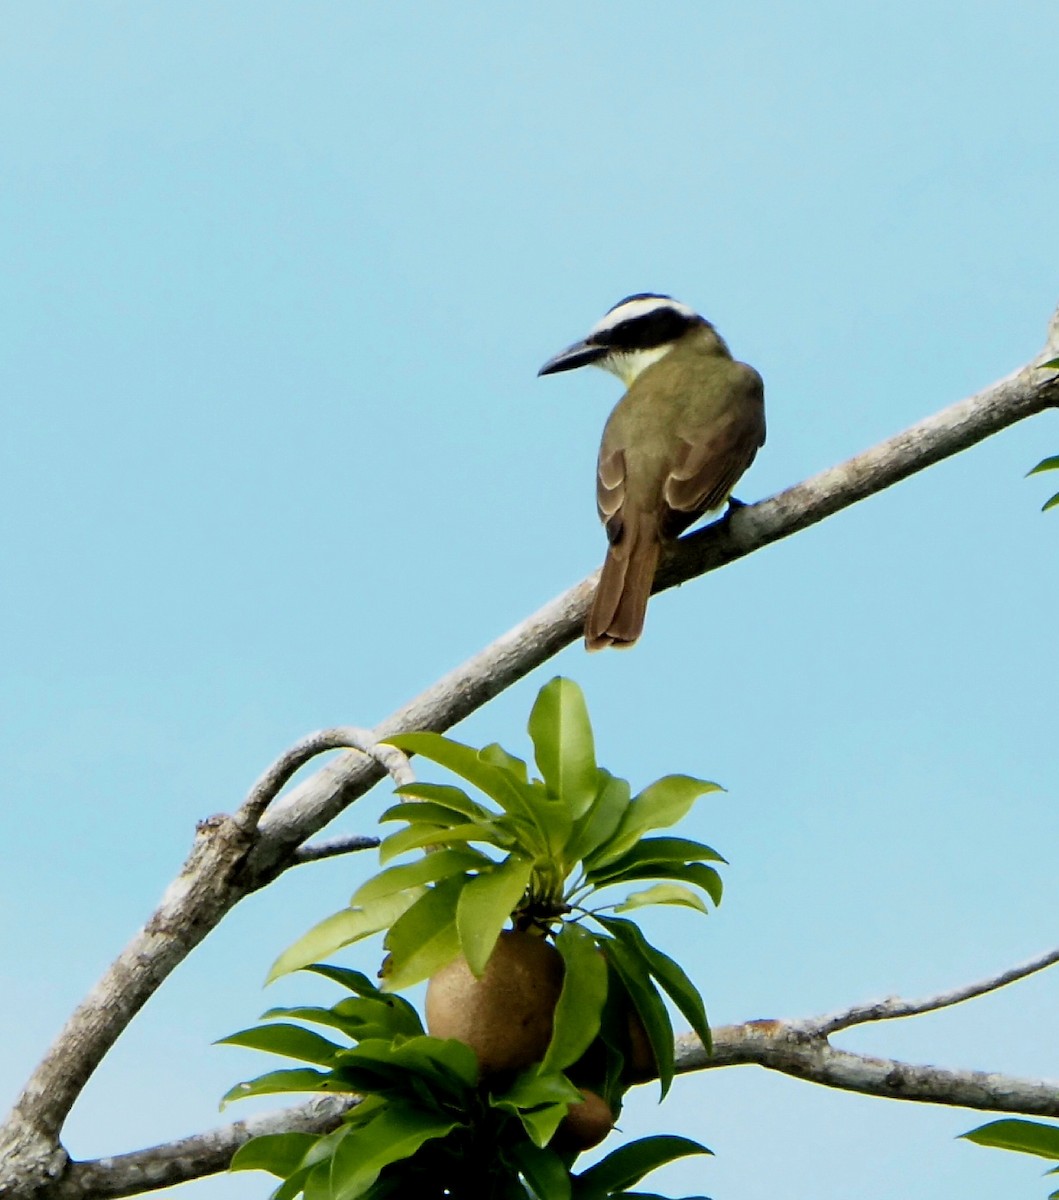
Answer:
top-left (552, 1089), bottom-right (614, 1152)
top-left (425, 930), bottom-right (563, 1076)
top-left (624, 1010), bottom-right (657, 1083)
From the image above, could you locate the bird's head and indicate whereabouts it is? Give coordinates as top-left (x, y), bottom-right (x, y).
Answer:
top-left (538, 293), bottom-right (709, 387)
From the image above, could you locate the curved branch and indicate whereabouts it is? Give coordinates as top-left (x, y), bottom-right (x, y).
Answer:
top-left (2, 311), bottom-right (1057, 1199)
top-left (0, 728), bottom-right (408, 1196)
top-left (240, 727), bottom-right (414, 827)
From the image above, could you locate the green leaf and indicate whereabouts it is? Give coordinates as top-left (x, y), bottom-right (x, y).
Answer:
top-left (541, 923), bottom-right (608, 1073)
top-left (351, 849), bottom-right (493, 905)
top-left (589, 837), bottom-right (726, 878)
top-left (601, 938), bottom-right (675, 1097)
top-left (962, 1118), bottom-right (1059, 1160)
top-left (328, 1103), bottom-right (459, 1200)
top-left (1043, 491), bottom-right (1059, 513)
top-left (457, 855), bottom-right (535, 975)
top-left (573, 1135), bottom-right (711, 1198)
top-left (527, 677), bottom-right (599, 817)
top-left (301, 1161), bottom-right (331, 1200)
top-left (220, 1068), bottom-right (340, 1109)
top-left (517, 1101), bottom-right (574, 1150)
top-left (591, 776), bottom-right (723, 868)
top-left (393, 781), bottom-right (496, 821)
top-left (596, 916), bottom-right (711, 1056)
top-left (335, 1035), bottom-right (479, 1101)
top-left (480, 742), bottom-right (530, 782)
top-left (217, 1023), bottom-right (344, 1066)
top-left (565, 771), bottom-right (632, 865)
top-left (1039, 357), bottom-right (1059, 370)
top-left (382, 732), bottom-right (544, 833)
top-left (511, 1142), bottom-right (572, 1200)
top-left (259, 1128), bottom-right (352, 1200)
top-left (595, 862), bottom-right (723, 908)
top-left (491, 1068), bottom-right (583, 1147)
top-left (525, 780), bottom-right (576, 860)
top-left (379, 820), bottom-right (512, 864)
top-left (267, 891), bottom-right (424, 984)
top-left (492, 1067), bottom-right (585, 1111)
top-left (381, 874), bottom-right (466, 991)
top-left (300, 965), bottom-right (384, 995)
top-left (259, 1000), bottom-right (421, 1043)
top-left (230, 1132), bottom-right (321, 1178)
top-left (270, 1164), bottom-right (313, 1200)
top-left (379, 801), bottom-right (479, 827)
top-left (614, 883), bottom-right (709, 915)
top-left (328, 995), bottom-right (425, 1041)
top-left (1028, 455), bottom-right (1059, 475)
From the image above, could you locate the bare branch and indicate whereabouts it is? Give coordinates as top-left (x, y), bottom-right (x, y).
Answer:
top-left (240, 727), bottom-right (414, 827)
top-left (2, 311), bottom-right (1057, 1199)
top-left (0, 728), bottom-right (407, 1197)
top-left (42, 943), bottom-right (1059, 1200)
top-left (48, 1097), bottom-right (358, 1200)
top-left (680, 1023), bottom-right (1059, 1116)
top-left (810, 943), bottom-right (1059, 1035)
top-left (290, 834), bottom-right (381, 866)
top-left (247, 315), bottom-right (1059, 878)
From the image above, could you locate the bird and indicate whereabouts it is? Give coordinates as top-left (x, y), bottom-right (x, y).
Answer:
top-left (538, 293), bottom-right (765, 650)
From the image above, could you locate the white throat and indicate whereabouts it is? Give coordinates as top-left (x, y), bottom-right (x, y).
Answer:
top-left (596, 342), bottom-right (676, 387)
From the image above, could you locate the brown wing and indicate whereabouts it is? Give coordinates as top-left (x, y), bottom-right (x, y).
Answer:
top-left (661, 369), bottom-right (765, 538)
top-left (596, 446), bottom-right (627, 544)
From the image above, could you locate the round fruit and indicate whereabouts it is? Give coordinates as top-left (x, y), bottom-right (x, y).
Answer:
top-left (624, 1010), bottom-right (657, 1083)
top-left (425, 930), bottom-right (563, 1076)
top-left (552, 1089), bottom-right (614, 1151)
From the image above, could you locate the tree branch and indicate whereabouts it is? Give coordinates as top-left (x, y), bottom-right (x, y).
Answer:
top-left (0, 730), bottom-right (409, 1197)
top-left (43, 943), bottom-right (1059, 1199)
top-left (290, 834), bottom-right (381, 866)
top-left (2, 311), bottom-right (1057, 1199)
top-left (679, 942), bottom-right (1059, 1110)
top-left (809, 942), bottom-right (1059, 1035)
top-left (47, 1097), bottom-right (359, 1200)
top-left (680, 1024), bottom-right (1059, 1116)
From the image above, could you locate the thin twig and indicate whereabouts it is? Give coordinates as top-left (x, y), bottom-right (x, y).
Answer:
top-left (240, 727), bottom-right (413, 827)
top-left (809, 943), bottom-right (1059, 1035)
top-left (291, 834), bottom-right (381, 865)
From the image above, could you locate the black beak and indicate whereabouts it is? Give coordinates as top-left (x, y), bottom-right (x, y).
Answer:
top-left (537, 338), bottom-right (608, 376)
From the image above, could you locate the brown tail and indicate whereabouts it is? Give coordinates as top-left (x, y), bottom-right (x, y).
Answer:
top-left (585, 513), bottom-right (661, 651)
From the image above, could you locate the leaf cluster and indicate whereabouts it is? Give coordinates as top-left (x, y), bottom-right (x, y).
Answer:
top-left (223, 966), bottom-right (711, 1200)
top-left (269, 677), bottom-right (722, 985)
top-left (267, 678), bottom-right (723, 1095)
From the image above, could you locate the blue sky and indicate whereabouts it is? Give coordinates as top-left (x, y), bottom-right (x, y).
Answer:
top-left (2, 4), bottom-right (1058, 1198)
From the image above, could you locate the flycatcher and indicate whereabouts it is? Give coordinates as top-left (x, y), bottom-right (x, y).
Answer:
top-left (539, 293), bottom-right (765, 650)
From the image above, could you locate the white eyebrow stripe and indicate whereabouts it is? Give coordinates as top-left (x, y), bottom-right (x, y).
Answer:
top-left (589, 295), bottom-right (697, 336)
